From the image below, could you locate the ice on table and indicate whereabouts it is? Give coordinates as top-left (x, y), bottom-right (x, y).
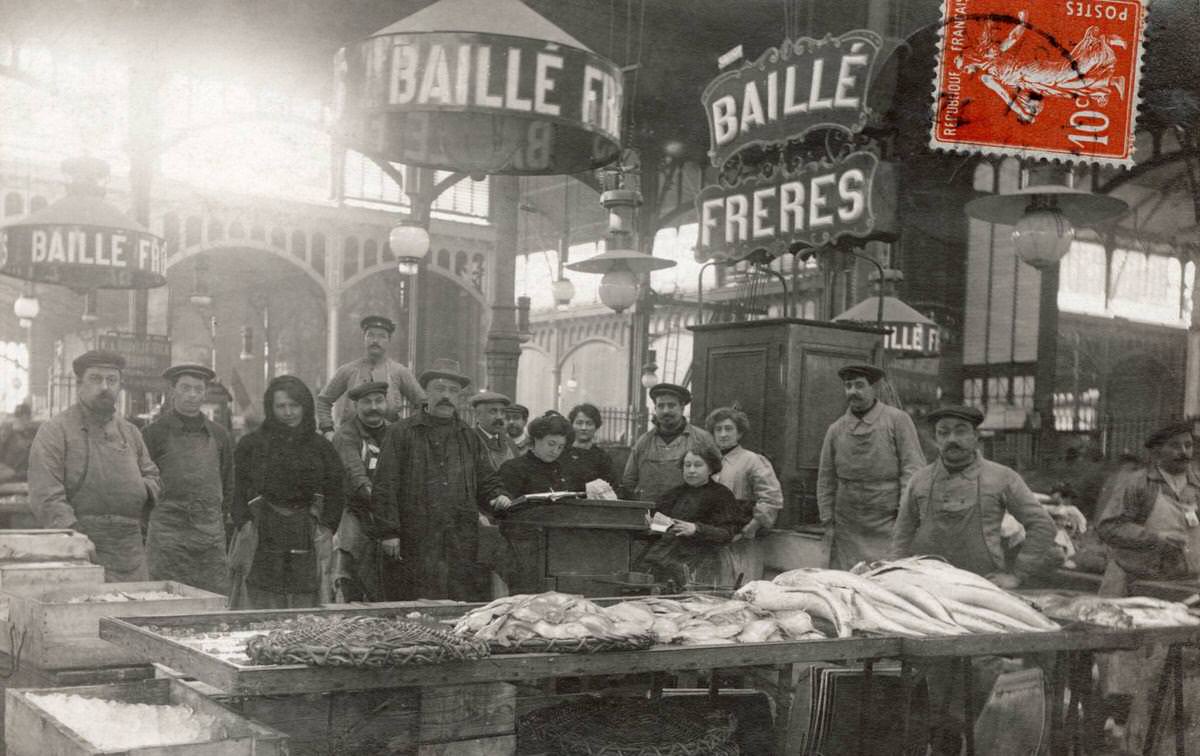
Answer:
top-left (64, 589), bottom-right (179, 603)
top-left (27, 693), bottom-right (222, 750)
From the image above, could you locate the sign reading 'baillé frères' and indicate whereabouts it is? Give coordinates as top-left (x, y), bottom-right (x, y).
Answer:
top-left (695, 30), bottom-right (893, 263)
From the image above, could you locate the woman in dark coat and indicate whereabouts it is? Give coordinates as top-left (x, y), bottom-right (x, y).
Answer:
top-left (231, 376), bottom-right (344, 609)
top-left (639, 435), bottom-right (747, 589)
top-left (561, 403), bottom-right (614, 490)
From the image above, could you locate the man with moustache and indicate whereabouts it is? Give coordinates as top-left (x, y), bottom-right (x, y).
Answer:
top-left (817, 364), bottom-right (925, 570)
top-left (620, 383), bottom-right (718, 502)
top-left (504, 403), bottom-right (531, 454)
top-left (330, 381), bottom-right (391, 601)
top-left (469, 390), bottom-right (519, 470)
top-left (316, 316), bottom-right (425, 438)
top-left (142, 364), bottom-right (233, 593)
top-left (28, 350), bottom-right (161, 580)
top-left (368, 359), bottom-right (511, 601)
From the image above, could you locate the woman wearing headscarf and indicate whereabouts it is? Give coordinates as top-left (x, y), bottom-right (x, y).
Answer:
top-left (230, 376), bottom-right (345, 608)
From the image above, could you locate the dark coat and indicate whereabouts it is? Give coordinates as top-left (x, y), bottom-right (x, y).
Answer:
top-left (640, 479), bottom-right (746, 586)
top-left (369, 411), bottom-right (508, 601)
top-left (561, 445), bottom-right (614, 490)
top-left (498, 451), bottom-right (570, 498)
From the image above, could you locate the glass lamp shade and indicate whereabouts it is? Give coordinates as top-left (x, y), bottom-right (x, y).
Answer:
top-left (1012, 208), bottom-right (1075, 269)
top-left (389, 223), bottom-right (430, 259)
top-left (13, 295), bottom-right (39, 322)
top-left (552, 276), bottom-right (575, 310)
top-left (598, 269), bottom-right (638, 312)
top-left (640, 365), bottom-right (660, 389)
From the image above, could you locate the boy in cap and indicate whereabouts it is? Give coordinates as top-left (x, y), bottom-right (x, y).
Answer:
top-left (28, 350), bottom-right (161, 580)
top-left (142, 364), bottom-right (233, 593)
top-left (817, 364), bottom-right (926, 570)
top-left (316, 315), bottom-right (425, 437)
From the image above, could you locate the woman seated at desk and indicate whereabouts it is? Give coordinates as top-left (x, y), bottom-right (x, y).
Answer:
top-left (639, 435), bottom-right (748, 589)
top-left (497, 412), bottom-right (575, 593)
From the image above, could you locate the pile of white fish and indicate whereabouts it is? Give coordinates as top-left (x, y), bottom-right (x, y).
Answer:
top-left (28, 693), bottom-right (220, 750)
top-left (735, 557), bottom-right (1059, 638)
top-left (454, 592), bottom-right (653, 645)
top-left (1028, 593), bottom-right (1200, 630)
top-left (607, 594), bottom-right (823, 645)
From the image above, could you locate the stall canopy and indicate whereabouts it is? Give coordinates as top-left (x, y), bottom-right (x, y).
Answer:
top-left (332, 0), bottom-right (624, 175)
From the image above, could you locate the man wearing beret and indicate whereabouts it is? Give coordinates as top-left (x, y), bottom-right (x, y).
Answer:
top-left (620, 383), bottom-right (719, 502)
top-left (469, 390), bottom-right (519, 470)
top-left (368, 358), bottom-right (511, 601)
top-left (142, 364), bottom-right (233, 593)
top-left (28, 350), bottom-right (161, 581)
top-left (316, 316), bottom-right (425, 438)
top-left (330, 381), bottom-right (391, 601)
top-left (818, 364), bottom-right (926, 570)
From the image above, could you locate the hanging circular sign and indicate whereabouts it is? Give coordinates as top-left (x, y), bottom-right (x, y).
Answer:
top-left (0, 224), bottom-right (166, 289)
top-left (334, 30), bottom-right (624, 175)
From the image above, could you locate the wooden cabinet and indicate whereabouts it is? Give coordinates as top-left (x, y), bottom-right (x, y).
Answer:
top-left (689, 319), bottom-right (881, 527)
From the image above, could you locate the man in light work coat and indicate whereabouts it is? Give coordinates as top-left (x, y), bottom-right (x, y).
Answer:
top-left (817, 364), bottom-right (925, 570)
top-left (621, 383), bottom-right (718, 502)
top-left (143, 364), bottom-right (234, 594)
top-left (331, 380), bottom-right (391, 601)
top-left (28, 350), bottom-right (161, 580)
top-left (316, 316), bottom-right (425, 437)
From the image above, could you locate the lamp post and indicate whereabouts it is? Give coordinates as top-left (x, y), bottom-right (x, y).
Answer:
top-left (965, 163), bottom-right (1127, 459)
top-left (389, 218), bottom-right (432, 370)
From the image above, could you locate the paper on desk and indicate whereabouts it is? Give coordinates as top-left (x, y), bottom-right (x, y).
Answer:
top-left (649, 512), bottom-right (673, 533)
top-left (586, 479), bottom-right (618, 500)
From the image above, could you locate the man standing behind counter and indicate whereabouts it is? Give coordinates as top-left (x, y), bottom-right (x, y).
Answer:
top-left (143, 363), bottom-right (233, 594)
top-left (621, 383), bottom-right (718, 502)
top-left (890, 405), bottom-right (1058, 586)
top-left (29, 350), bottom-right (161, 580)
top-left (316, 316), bottom-right (425, 437)
top-left (818, 364), bottom-right (925, 570)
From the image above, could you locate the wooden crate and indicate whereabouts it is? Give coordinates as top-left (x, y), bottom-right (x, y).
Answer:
top-left (0, 561), bottom-right (104, 595)
top-left (9, 581), bottom-right (226, 671)
top-left (0, 529), bottom-right (94, 562)
top-left (5, 677), bottom-right (288, 755)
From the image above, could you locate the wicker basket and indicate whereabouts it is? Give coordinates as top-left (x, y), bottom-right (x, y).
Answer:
top-left (490, 633), bottom-right (655, 655)
top-left (246, 615), bottom-right (490, 667)
top-left (531, 698), bottom-right (739, 756)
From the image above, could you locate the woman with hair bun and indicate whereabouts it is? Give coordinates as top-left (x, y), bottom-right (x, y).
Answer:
top-left (561, 403), bottom-right (614, 490)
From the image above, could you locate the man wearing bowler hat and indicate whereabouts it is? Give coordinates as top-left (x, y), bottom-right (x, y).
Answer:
top-left (142, 363), bottom-right (233, 593)
top-left (316, 315), bottom-right (425, 437)
top-left (817, 364), bottom-right (925, 570)
top-left (469, 390), bottom-right (519, 470)
top-left (368, 358), bottom-right (511, 601)
top-left (620, 382), bottom-right (718, 502)
top-left (28, 350), bottom-right (161, 581)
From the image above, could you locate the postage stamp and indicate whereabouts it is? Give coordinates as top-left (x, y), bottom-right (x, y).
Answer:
top-left (929, 0), bottom-right (1148, 166)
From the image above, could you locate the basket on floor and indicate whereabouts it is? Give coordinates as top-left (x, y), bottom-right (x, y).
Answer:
top-left (490, 633), bottom-right (655, 655)
top-left (246, 615), bottom-right (490, 667)
top-left (533, 698), bottom-right (739, 755)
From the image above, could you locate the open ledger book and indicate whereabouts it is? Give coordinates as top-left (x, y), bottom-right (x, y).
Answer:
top-left (509, 490), bottom-right (586, 507)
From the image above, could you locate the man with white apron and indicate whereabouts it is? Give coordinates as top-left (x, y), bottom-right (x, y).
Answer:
top-left (620, 384), bottom-right (719, 502)
top-left (1095, 420), bottom-right (1200, 748)
top-left (817, 364), bottom-right (926, 570)
top-left (142, 364), bottom-right (233, 594)
top-left (28, 350), bottom-right (161, 581)
top-left (891, 405), bottom-right (1059, 754)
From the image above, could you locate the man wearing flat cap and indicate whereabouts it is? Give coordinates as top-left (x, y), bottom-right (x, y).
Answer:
top-left (505, 403), bottom-right (531, 454)
top-left (142, 364), bottom-right (233, 593)
top-left (469, 390), bottom-right (519, 471)
top-left (316, 315), bottom-right (425, 438)
top-left (620, 382), bottom-right (718, 502)
top-left (330, 381), bottom-right (391, 601)
top-left (368, 358), bottom-right (511, 601)
top-left (29, 350), bottom-right (161, 581)
top-left (818, 364), bottom-right (926, 570)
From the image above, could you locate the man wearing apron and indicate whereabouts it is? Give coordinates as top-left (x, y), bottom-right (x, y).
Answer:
top-left (817, 364), bottom-right (926, 570)
top-left (142, 364), bottom-right (233, 594)
top-left (28, 350), bottom-right (161, 581)
top-left (620, 383), bottom-right (719, 502)
top-left (1095, 420), bottom-right (1200, 748)
top-left (891, 405), bottom-right (1059, 754)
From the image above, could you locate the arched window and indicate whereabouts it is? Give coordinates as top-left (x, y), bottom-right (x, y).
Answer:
top-left (162, 213), bottom-right (181, 257)
top-left (3, 193), bottom-right (23, 217)
top-left (291, 230), bottom-right (307, 260)
top-left (207, 220), bottom-right (224, 241)
top-left (455, 250), bottom-right (469, 278)
top-left (251, 224), bottom-right (265, 241)
top-left (437, 249), bottom-right (451, 269)
top-left (470, 253), bottom-right (485, 291)
top-left (363, 239), bottom-right (378, 269)
top-left (185, 216), bottom-right (202, 247)
top-left (311, 237), bottom-right (326, 275)
top-left (343, 237), bottom-right (360, 280)
top-left (229, 221), bottom-right (245, 239)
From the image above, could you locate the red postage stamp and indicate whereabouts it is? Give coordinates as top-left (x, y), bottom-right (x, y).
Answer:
top-left (929, 0), bottom-right (1147, 166)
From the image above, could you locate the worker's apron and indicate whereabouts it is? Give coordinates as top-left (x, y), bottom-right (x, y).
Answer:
top-left (831, 479), bottom-right (903, 570)
top-left (71, 426), bottom-right (152, 582)
top-left (909, 474), bottom-right (996, 576)
top-left (145, 428), bottom-right (227, 594)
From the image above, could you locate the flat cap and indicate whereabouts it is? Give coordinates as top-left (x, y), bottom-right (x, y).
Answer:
top-left (1145, 420), bottom-right (1194, 449)
top-left (72, 350), bottom-right (125, 377)
top-left (505, 403), bottom-right (530, 419)
top-left (649, 383), bottom-right (692, 405)
top-left (837, 363), bottom-right (886, 383)
top-left (360, 315), bottom-right (396, 335)
top-left (162, 363), bottom-right (215, 383)
top-left (347, 381), bottom-right (389, 402)
top-left (468, 390), bottom-right (512, 407)
top-left (927, 405), bottom-right (985, 427)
